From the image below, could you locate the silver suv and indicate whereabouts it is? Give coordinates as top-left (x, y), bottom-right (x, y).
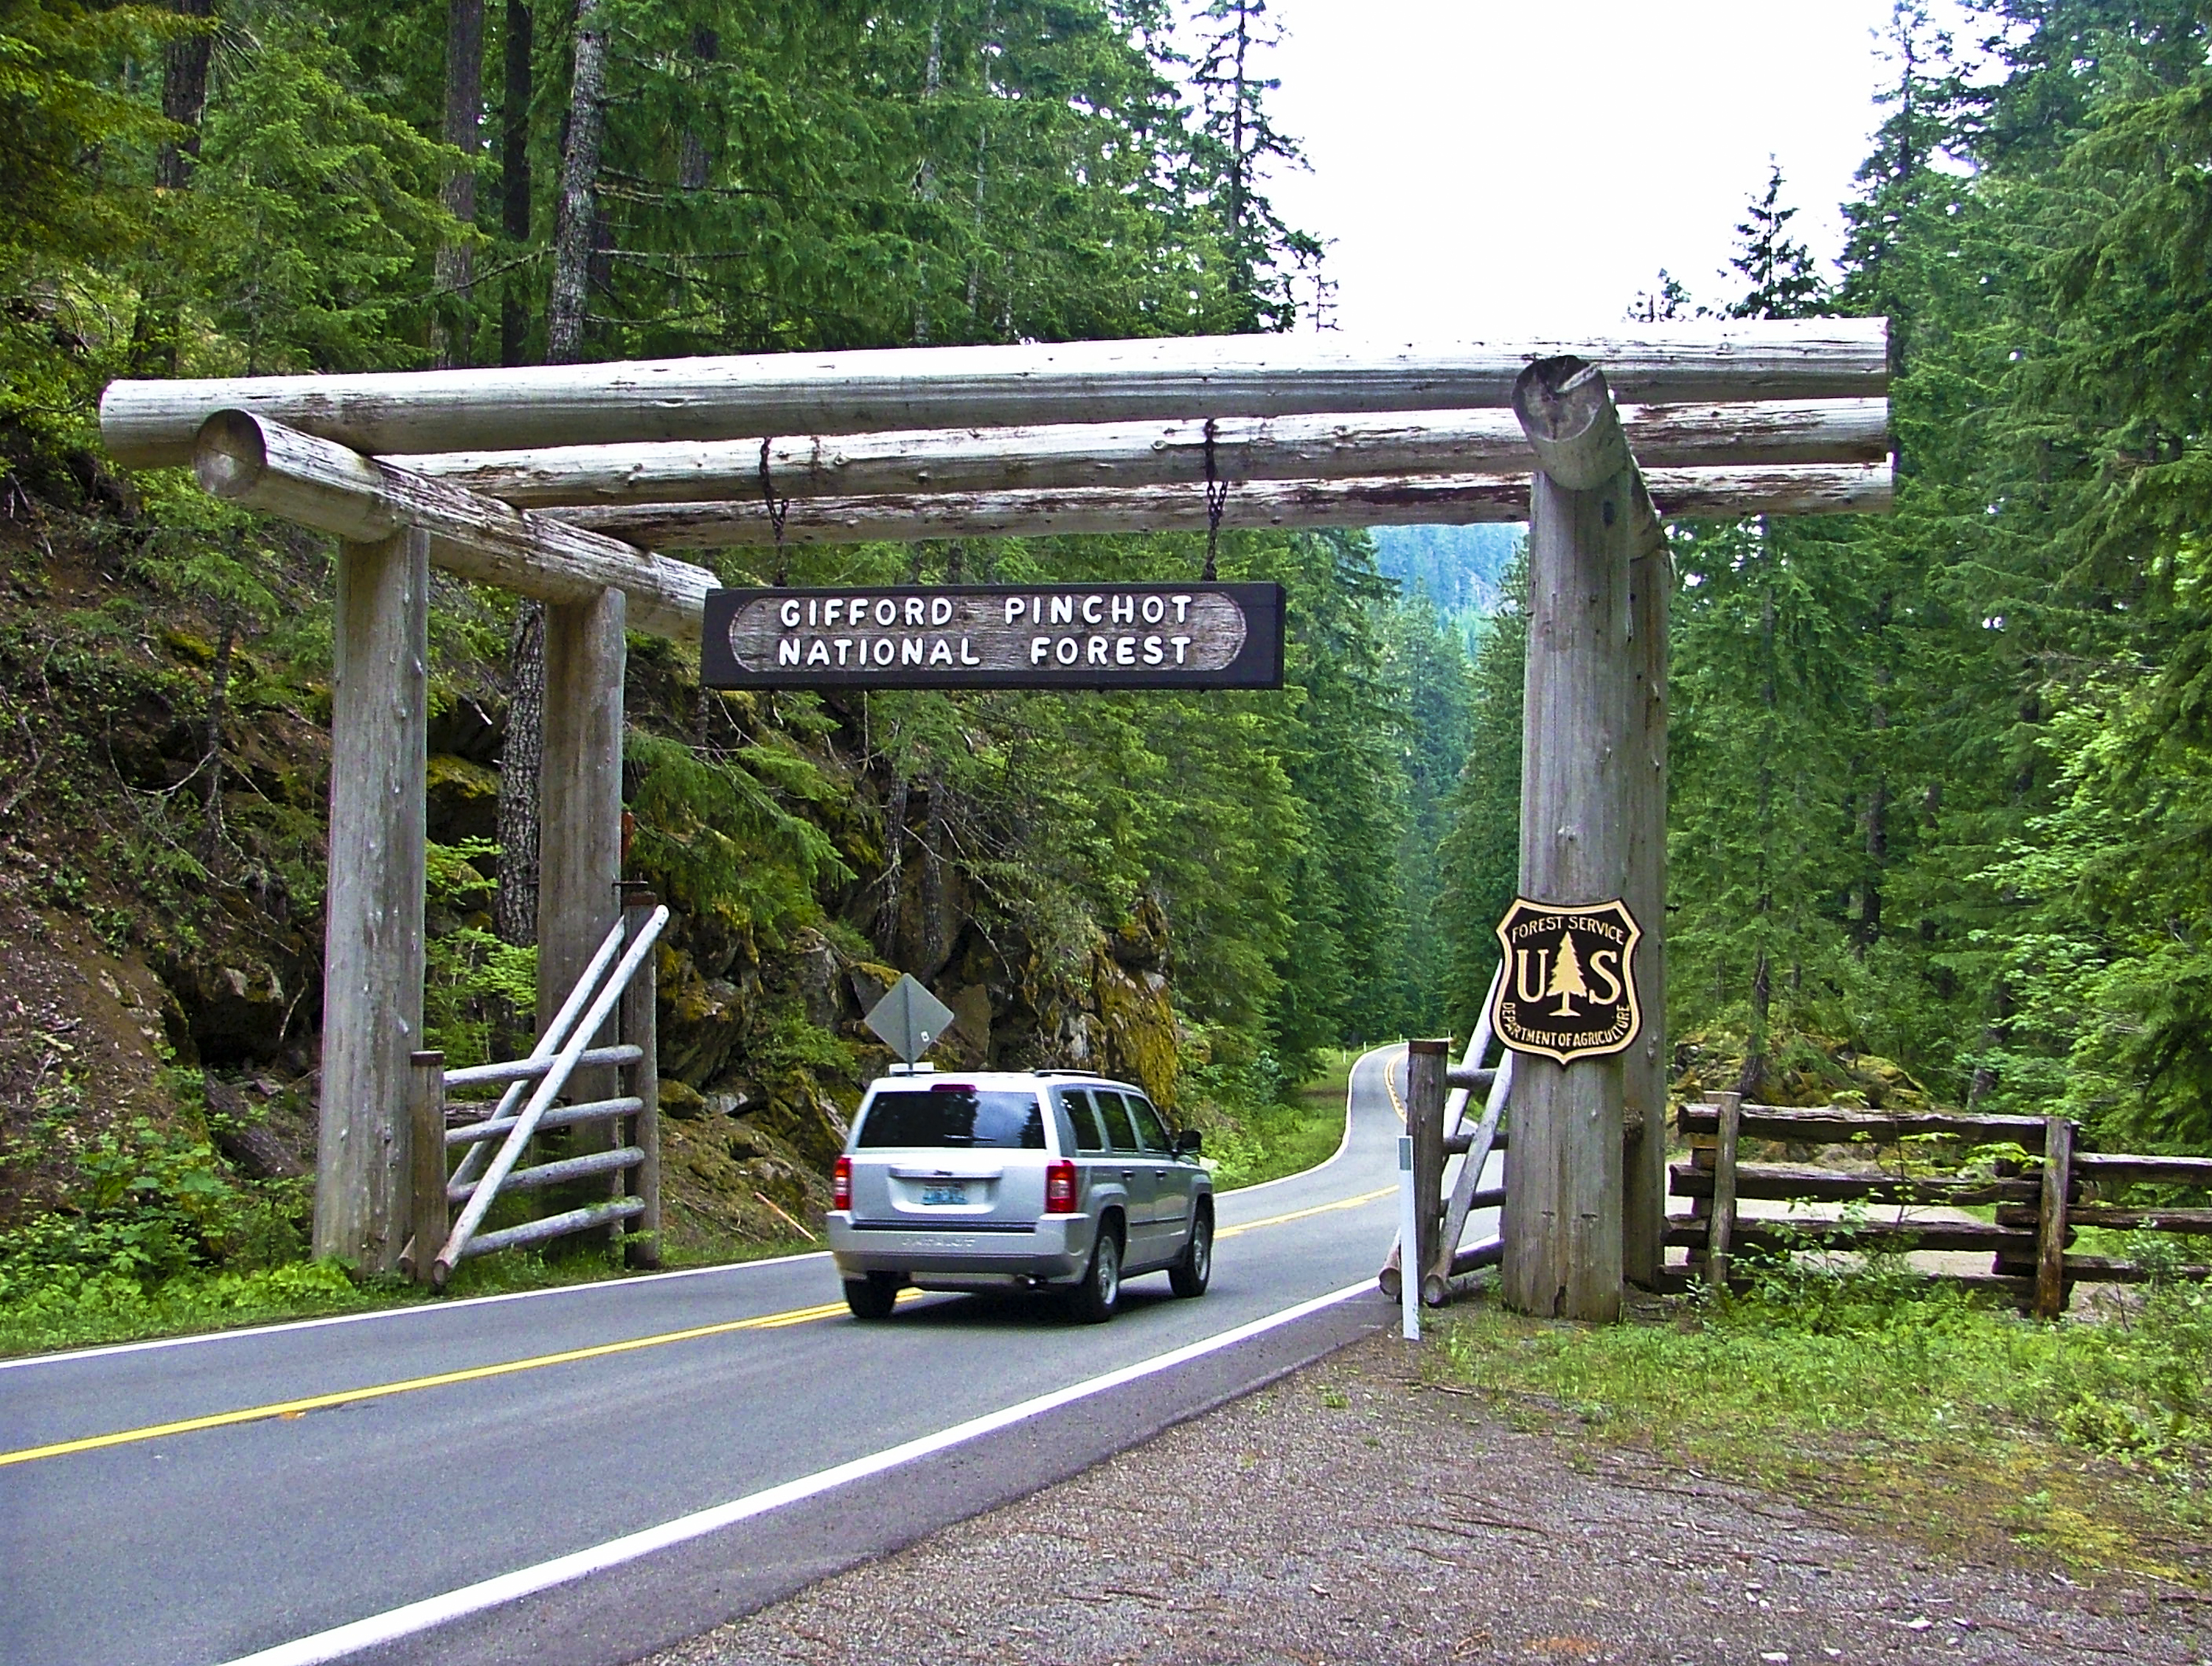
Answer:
top-left (826, 1069), bottom-right (1213, 1323)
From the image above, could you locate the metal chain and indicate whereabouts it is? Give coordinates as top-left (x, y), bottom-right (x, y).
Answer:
top-left (759, 437), bottom-right (792, 584)
top-left (1202, 417), bottom-right (1228, 582)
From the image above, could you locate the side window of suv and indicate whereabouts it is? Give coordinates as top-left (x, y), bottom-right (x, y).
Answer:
top-left (1059, 1089), bottom-right (1109, 1153)
top-left (1091, 1089), bottom-right (1141, 1151)
top-left (1124, 1094), bottom-right (1172, 1153)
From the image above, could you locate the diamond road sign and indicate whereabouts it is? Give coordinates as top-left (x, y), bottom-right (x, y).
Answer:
top-left (864, 974), bottom-right (956, 1065)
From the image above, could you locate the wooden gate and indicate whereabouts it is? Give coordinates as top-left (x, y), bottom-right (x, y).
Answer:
top-left (400, 894), bottom-right (667, 1288)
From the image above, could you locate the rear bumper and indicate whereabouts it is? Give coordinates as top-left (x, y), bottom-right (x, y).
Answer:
top-left (827, 1211), bottom-right (1095, 1283)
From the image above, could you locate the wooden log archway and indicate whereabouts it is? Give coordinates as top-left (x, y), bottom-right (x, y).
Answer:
top-left (102, 320), bottom-right (1895, 1310)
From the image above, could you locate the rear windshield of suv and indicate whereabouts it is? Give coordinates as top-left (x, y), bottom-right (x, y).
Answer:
top-left (857, 1088), bottom-right (1046, 1149)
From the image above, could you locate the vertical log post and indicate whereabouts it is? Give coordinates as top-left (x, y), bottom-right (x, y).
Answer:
top-left (406, 1051), bottom-right (448, 1285)
top-left (314, 529), bottom-right (430, 1272)
top-left (1706, 1090), bottom-right (1742, 1295)
top-left (619, 887), bottom-right (661, 1268)
top-left (1622, 530), bottom-right (1671, 1289)
top-left (1408, 1039), bottom-right (1448, 1299)
top-left (538, 586), bottom-right (627, 1244)
top-left (2037, 1114), bottom-right (2075, 1321)
top-left (1503, 358), bottom-right (1640, 1322)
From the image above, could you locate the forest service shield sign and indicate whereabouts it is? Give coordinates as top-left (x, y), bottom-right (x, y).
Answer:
top-left (1489, 897), bottom-right (1644, 1066)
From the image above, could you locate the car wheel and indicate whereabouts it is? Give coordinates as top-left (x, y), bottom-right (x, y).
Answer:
top-left (844, 1273), bottom-right (900, 1320)
top-left (1168, 1202), bottom-right (1213, 1297)
top-left (1066, 1221), bottom-right (1122, 1324)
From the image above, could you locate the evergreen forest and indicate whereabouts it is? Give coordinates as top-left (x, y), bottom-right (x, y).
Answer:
top-left (1, 0), bottom-right (2211, 1334)
top-left (1440, 0), bottom-right (2212, 1165)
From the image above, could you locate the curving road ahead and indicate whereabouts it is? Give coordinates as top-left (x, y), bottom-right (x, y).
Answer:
top-left (0, 1049), bottom-right (1446, 1666)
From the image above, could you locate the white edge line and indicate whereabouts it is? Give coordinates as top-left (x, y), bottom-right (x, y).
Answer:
top-left (8, 1058), bottom-right (1391, 1373)
top-left (214, 1277), bottom-right (1380, 1666)
top-left (0, 1250), bottom-right (834, 1372)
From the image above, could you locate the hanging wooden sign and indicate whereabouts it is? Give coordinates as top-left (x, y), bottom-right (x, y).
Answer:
top-left (700, 583), bottom-right (1284, 690)
top-left (1489, 897), bottom-right (1644, 1066)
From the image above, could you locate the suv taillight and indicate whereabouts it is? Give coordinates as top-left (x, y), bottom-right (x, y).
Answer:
top-left (1044, 1159), bottom-right (1078, 1215)
top-left (832, 1155), bottom-right (852, 1212)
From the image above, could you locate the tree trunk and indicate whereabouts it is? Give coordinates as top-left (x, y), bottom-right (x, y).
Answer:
top-left (920, 771), bottom-right (949, 975)
top-left (500, 0), bottom-right (534, 367)
top-left (676, 28), bottom-right (717, 190)
top-left (200, 605), bottom-right (236, 866)
top-left (546, 0), bottom-right (608, 367)
top-left (433, 0), bottom-right (486, 369)
top-left (914, 6), bottom-right (942, 345)
top-left (494, 0), bottom-right (599, 983)
top-left (877, 771), bottom-right (908, 955)
top-left (1227, 0), bottom-right (1249, 297)
top-left (493, 603), bottom-right (545, 949)
top-left (157, 0), bottom-right (215, 190)
top-left (1736, 946), bottom-right (1770, 1098)
top-left (965, 0), bottom-right (995, 319)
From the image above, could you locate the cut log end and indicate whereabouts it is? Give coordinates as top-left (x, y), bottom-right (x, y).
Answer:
top-left (193, 409), bottom-right (269, 499)
top-left (1512, 355), bottom-right (1632, 491)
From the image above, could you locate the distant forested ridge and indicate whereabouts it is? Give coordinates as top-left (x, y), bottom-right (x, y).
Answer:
top-left (0, 0), bottom-right (1472, 1275)
top-left (1371, 525), bottom-right (1518, 622)
top-left (1441, 0), bottom-right (2212, 1156)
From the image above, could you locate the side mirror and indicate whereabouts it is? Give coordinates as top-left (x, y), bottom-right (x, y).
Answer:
top-left (1172, 1129), bottom-right (1203, 1156)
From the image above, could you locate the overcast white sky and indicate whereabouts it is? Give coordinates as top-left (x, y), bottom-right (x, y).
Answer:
top-left (1248, 1), bottom-right (1977, 336)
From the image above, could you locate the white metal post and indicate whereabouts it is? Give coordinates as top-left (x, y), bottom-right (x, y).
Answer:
top-left (1398, 1132), bottom-right (1421, 1342)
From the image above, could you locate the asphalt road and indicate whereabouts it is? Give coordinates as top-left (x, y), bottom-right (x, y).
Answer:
top-left (0, 1045), bottom-right (1499, 1666)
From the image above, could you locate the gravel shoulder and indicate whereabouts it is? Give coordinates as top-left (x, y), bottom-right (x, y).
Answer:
top-left (644, 1327), bottom-right (2212, 1666)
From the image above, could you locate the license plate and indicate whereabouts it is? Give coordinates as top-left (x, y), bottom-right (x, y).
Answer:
top-left (921, 1182), bottom-right (969, 1206)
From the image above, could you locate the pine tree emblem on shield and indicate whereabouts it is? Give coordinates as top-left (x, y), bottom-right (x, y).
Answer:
top-left (1489, 897), bottom-right (1643, 1066)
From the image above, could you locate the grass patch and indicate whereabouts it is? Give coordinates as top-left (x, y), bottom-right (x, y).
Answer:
top-left (1209, 1048), bottom-right (1354, 1191)
top-left (0, 1233), bottom-right (821, 1359)
top-left (1430, 1266), bottom-right (2212, 1585)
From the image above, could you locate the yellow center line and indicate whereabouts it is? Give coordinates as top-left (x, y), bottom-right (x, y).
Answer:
top-left (1217, 1184), bottom-right (1395, 1238)
top-left (6, 1179), bottom-right (1400, 1470)
top-left (1382, 1045), bottom-right (1408, 1126)
top-left (0, 1295), bottom-right (869, 1469)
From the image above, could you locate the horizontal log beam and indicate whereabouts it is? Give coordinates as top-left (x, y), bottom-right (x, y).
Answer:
top-left (192, 411), bottom-right (715, 639)
top-left (447, 1144), bottom-right (643, 1205)
top-left (1669, 1160), bottom-right (2039, 1206)
top-left (1663, 1216), bottom-right (2035, 1254)
top-left (1659, 1266), bottom-right (2039, 1302)
top-left (1992, 1253), bottom-right (2210, 1285)
top-left (393, 399), bottom-right (1892, 507)
top-left (1674, 1103), bottom-right (2053, 1148)
top-left (100, 319), bottom-right (1891, 467)
top-left (554, 462), bottom-right (1892, 549)
top-left (2061, 1205), bottom-right (2212, 1231)
top-left (459, 1197), bottom-right (645, 1260)
top-left (1451, 1238), bottom-right (1504, 1277)
top-left (2073, 1153), bottom-right (2212, 1187)
top-left (443, 1044), bottom-right (644, 1089)
top-left (444, 1095), bottom-right (644, 1146)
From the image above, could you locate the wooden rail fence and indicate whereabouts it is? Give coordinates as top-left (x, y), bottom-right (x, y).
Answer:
top-left (1666, 1094), bottom-right (2212, 1316)
top-left (399, 892), bottom-right (667, 1288)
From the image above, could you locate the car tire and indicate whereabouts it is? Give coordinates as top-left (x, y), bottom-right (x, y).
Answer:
top-left (1065, 1220), bottom-right (1122, 1324)
top-left (844, 1273), bottom-right (900, 1320)
top-left (1168, 1202), bottom-right (1213, 1297)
